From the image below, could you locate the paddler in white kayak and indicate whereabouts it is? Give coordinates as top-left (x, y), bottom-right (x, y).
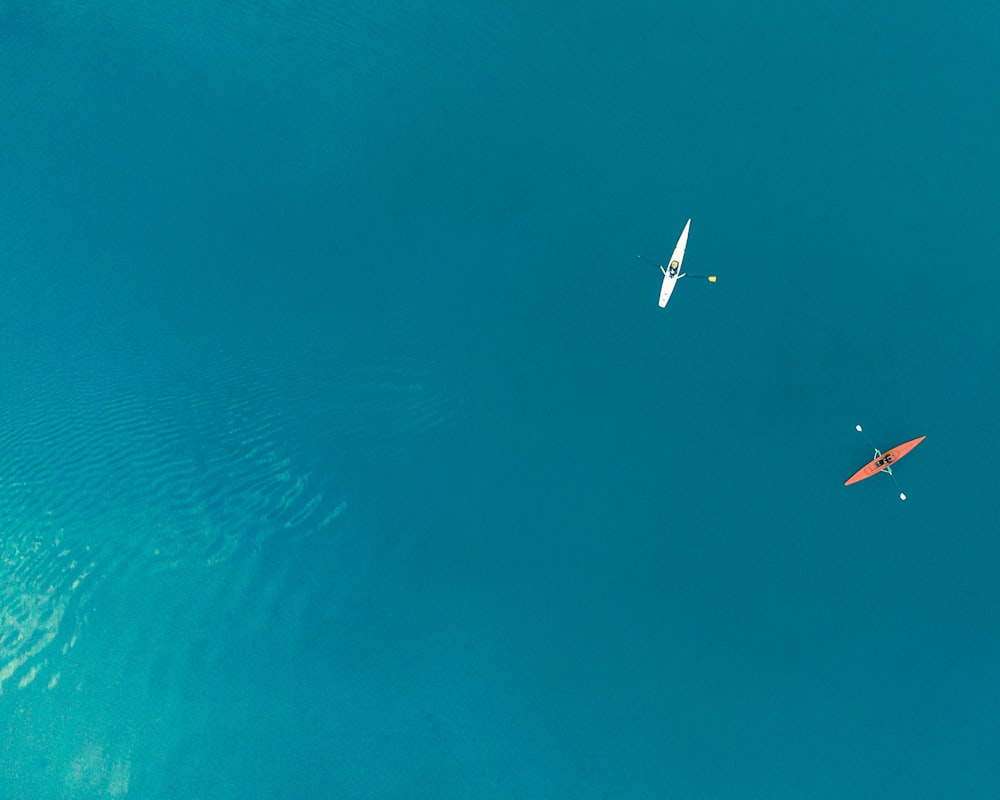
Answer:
top-left (637, 218), bottom-right (716, 308)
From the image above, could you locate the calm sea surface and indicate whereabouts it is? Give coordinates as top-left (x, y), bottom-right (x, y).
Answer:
top-left (1, 1), bottom-right (998, 797)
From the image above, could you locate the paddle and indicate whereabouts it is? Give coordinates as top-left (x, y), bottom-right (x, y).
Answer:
top-left (855, 424), bottom-right (907, 501)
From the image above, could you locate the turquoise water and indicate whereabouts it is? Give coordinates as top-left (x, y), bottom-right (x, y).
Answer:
top-left (2, 1), bottom-right (998, 797)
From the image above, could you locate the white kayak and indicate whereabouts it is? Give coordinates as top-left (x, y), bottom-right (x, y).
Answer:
top-left (658, 218), bottom-right (690, 308)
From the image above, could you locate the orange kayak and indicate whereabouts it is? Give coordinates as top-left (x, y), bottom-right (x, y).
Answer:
top-left (844, 436), bottom-right (926, 486)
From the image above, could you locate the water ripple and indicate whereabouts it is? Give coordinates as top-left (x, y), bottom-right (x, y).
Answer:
top-left (0, 334), bottom-right (463, 697)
